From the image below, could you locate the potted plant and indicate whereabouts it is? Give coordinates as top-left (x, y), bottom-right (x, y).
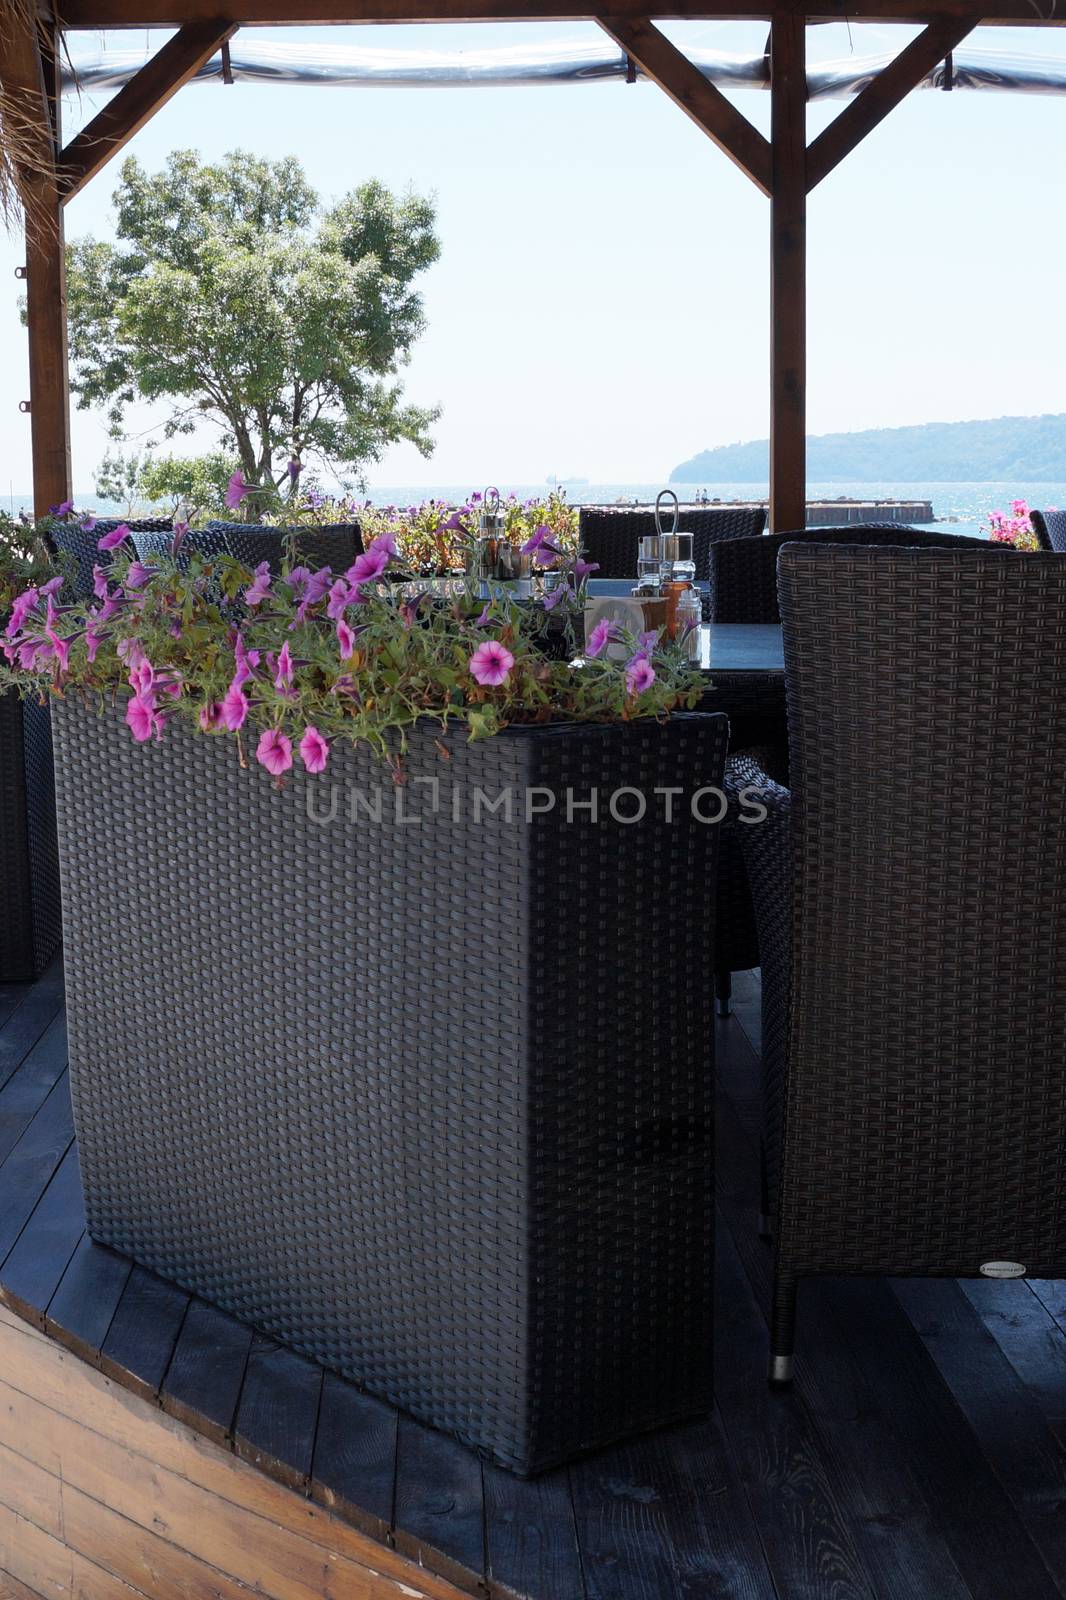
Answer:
top-left (0, 514), bottom-right (65, 978)
top-left (1, 532), bottom-right (727, 1474)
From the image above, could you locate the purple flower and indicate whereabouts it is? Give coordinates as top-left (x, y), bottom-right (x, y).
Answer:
top-left (117, 637), bottom-right (145, 670)
top-left (221, 683), bottom-right (248, 730)
top-left (126, 694), bottom-right (161, 743)
top-left (79, 514), bottom-right (97, 533)
top-left (337, 619), bottom-right (356, 660)
top-left (327, 578), bottom-right (354, 620)
top-left (287, 457), bottom-right (302, 484)
top-left (637, 630), bottom-right (661, 653)
top-left (98, 524), bottom-right (131, 552)
top-left (225, 470), bottom-right (255, 511)
top-left (40, 575), bottom-right (65, 599)
top-left (399, 592), bottom-right (425, 629)
top-left (572, 557), bottom-right (599, 581)
top-left (85, 631), bottom-right (103, 664)
top-left (274, 641), bottom-right (295, 693)
top-left (625, 655), bottom-right (657, 696)
top-left (244, 562), bottom-right (273, 608)
top-left (125, 561), bottom-right (155, 590)
top-left (50, 500), bottom-right (74, 519)
top-left (305, 566), bottom-right (333, 605)
top-left (92, 565), bottom-right (109, 601)
top-left (171, 518), bottom-right (189, 556)
top-left (586, 618), bottom-right (620, 658)
top-left (521, 525), bottom-right (551, 556)
top-left (347, 545), bottom-right (390, 588)
top-left (256, 728), bottom-right (293, 777)
top-left (469, 640), bottom-right (515, 687)
top-left (199, 702), bottom-right (224, 731)
top-left (232, 633), bottom-right (261, 688)
top-left (6, 587), bottom-right (39, 637)
top-left (542, 583), bottom-right (569, 612)
top-left (474, 604), bottom-right (493, 627)
top-left (299, 726), bottom-right (329, 773)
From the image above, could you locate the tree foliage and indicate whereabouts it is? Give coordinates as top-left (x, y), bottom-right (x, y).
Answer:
top-left (66, 150), bottom-right (441, 507)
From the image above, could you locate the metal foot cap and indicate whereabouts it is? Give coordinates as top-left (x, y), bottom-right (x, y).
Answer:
top-left (769, 1354), bottom-right (794, 1385)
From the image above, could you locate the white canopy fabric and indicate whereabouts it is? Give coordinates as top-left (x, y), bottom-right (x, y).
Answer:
top-left (62, 40), bottom-right (1066, 99)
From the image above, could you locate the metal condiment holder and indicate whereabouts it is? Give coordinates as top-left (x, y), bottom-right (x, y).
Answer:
top-left (636, 490), bottom-right (695, 593)
top-left (473, 487), bottom-right (533, 600)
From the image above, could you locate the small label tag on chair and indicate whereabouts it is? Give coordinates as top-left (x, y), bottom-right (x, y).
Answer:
top-left (979, 1261), bottom-right (1027, 1279)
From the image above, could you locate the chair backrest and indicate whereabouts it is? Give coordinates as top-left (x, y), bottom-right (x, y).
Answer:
top-left (204, 521), bottom-right (362, 574)
top-left (1030, 509), bottom-right (1066, 553)
top-left (708, 524), bottom-right (992, 623)
top-left (50, 518), bottom-right (174, 599)
top-left (578, 505), bottom-right (766, 580)
top-left (776, 543), bottom-right (1066, 1279)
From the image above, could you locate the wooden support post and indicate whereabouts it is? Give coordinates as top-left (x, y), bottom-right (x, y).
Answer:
top-left (0, 9), bottom-right (73, 515)
top-left (769, 14), bottom-right (806, 535)
top-left (25, 182), bottom-right (73, 517)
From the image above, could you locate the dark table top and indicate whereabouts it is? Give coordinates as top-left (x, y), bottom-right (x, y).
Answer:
top-left (586, 580), bottom-right (784, 676)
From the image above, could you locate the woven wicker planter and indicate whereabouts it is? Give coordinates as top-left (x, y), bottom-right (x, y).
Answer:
top-left (0, 692), bottom-right (61, 981)
top-left (52, 699), bottom-right (725, 1473)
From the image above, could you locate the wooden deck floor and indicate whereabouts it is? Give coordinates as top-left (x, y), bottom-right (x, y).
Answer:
top-left (0, 960), bottom-right (1065, 1600)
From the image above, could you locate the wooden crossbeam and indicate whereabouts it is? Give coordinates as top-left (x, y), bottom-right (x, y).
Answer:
top-left (58, 18), bottom-right (238, 201)
top-left (806, 16), bottom-right (976, 188)
top-left (596, 15), bottom-right (772, 194)
top-left (53, 0), bottom-right (1066, 31)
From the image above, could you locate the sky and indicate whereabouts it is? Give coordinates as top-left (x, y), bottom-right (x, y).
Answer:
top-left (0, 19), bottom-right (1063, 495)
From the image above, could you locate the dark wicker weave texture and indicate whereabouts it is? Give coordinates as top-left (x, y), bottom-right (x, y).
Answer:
top-left (579, 505), bottom-right (766, 581)
top-left (52, 704), bottom-right (726, 1473)
top-left (1031, 509), bottom-right (1066, 553)
top-left (51, 518), bottom-right (173, 599)
top-left (738, 545), bottom-right (1066, 1376)
top-left (205, 520), bottom-right (363, 572)
top-left (707, 524), bottom-right (993, 624)
top-left (0, 691), bottom-right (61, 980)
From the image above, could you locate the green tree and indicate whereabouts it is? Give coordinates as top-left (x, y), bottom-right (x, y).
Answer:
top-left (66, 150), bottom-right (440, 515)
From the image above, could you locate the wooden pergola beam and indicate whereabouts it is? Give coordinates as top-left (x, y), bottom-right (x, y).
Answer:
top-left (54, 0), bottom-right (1066, 28)
top-left (59, 19), bottom-right (239, 202)
top-left (806, 16), bottom-right (975, 189)
top-left (596, 16), bottom-right (772, 194)
top-left (0, 6), bottom-right (73, 515)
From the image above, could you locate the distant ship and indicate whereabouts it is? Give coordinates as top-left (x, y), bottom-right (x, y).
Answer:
top-left (546, 475), bottom-right (590, 486)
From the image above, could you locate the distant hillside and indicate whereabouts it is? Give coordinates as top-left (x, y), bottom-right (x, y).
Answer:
top-left (671, 414), bottom-right (1066, 483)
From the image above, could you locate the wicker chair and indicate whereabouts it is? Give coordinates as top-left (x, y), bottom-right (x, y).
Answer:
top-left (733, 543), bottom-right (1066, 1384)
top-left (205, 520), bottom-right (362, 573)
top-left (50, 518), bottom-right (173, 599)
top-left (707, 524), bottom-right (993, 624)
top-left (1030, 509), bottom-right (1066, 553)
top-left (578, 505), bottom-right (766, 581)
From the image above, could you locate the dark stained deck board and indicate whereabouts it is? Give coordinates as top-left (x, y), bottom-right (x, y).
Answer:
top-left (0, 1137), bottom-right (84, 1323)
top-left (0, 965), bottom-right (1063, 1600)
top-left (232, 1332), bottom-right (324, 1490)
top-left (310, 1371), bottom-right (399, 1540)
top-left (160, 1296), bottom-right (255, 1447)
top-left (45, 1229), bottom-right (132, 1358)
top-left (98, 1262), bottom-right (190, 1402)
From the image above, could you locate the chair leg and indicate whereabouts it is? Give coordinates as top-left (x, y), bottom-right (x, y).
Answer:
top-left (715, 970), bottom-right (732, 1019)
top-left (769, 1272), bottom-right (797, 1386)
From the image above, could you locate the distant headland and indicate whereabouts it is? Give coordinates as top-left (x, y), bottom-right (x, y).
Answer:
top-left (671, 414), bottom-right (1066, 483)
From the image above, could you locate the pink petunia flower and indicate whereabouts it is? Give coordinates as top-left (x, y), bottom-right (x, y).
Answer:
top-left (347, 545), bottom-right (390, 588)
top-left (124, 561), bottom-right (155, 590)
top-left (469, 640), bottom-right (515, 687)
top-left (256, 727), bottom-right (293, 777)
top-left (299, 725), bottom-right (329, 773)
top-left (586, 618), bottom-right (620, 658)
top-left (97, 524), bottom-right (131, 552)
top-left (274, 641), bottom-right (294, 692)
top-left (126, 694), bottom-right (160, 743)
top-left (625, 655), bottom-right (657, 696)
top-left (199, 702), bottom-right (224, 731)
top-left (221, 683), bottom-right (248, 730)
top-left (244, 562), bottom-right (273, 608)
top-left (7, 587), bottom-right (39, 637)
top-left (225, 470), bottom-right (255, 511)
top-left (337, 619), bottom-right (356, 660)
top-left (92, 565), bottom-right (109, 601)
